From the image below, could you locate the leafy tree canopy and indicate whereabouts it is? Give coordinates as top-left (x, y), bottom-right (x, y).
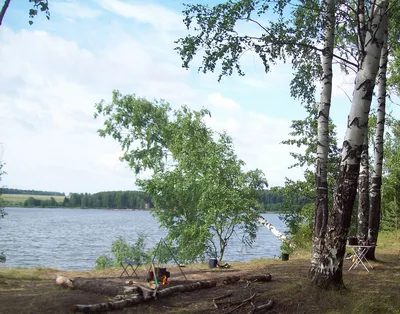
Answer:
top-left (95, 91), bottom-right (267, 263)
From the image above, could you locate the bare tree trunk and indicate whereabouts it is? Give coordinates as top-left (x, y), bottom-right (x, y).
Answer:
top-left (311, 0), bottom-right (388, 289)
top-left (257, 216), bottom-right (293, 246)
top-left (357, 134), bottom-right (370, 241)
top-left (309, 0), bottom-right (336, 278)
top-left (0, 0), bottom-right (11, 26)
top-left (367, 10), bottom-right (389, 260)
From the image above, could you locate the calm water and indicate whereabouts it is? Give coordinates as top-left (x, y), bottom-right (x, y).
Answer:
top-left (0, 207), bottom-right (286, 270)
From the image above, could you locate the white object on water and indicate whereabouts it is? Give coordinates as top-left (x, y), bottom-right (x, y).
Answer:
top-left (258, 216), bottom-right (295, 249)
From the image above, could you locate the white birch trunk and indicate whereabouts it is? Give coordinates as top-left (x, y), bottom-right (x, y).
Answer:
top-left (367, 10), bottom-right (389, 259)
top-left (257, 216), bottom-right (294, 248)
top-left (310, 0), bottom-right (336, 276)
top-left (357, 134), bottom-right (370, 241)
top-left (311, 0), bottom-right (388, 289)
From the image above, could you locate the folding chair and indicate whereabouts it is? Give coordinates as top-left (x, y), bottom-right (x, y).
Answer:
top-left (119, 261), bottom-right (140, 279)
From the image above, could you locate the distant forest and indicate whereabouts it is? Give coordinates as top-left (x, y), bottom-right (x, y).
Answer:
top-left (3, 188), bottom-right (284, 211)
top-left (2, 188), bottom-right (65, 196)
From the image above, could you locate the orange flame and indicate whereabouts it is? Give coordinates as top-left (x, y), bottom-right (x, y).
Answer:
top-left (162, 275), bottom-right (170, 285)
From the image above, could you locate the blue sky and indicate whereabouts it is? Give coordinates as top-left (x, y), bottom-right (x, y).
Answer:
top-left (0, 0), bottom-right (396, 194)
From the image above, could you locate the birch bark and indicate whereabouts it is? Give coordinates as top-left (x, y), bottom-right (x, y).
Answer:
top-left (367, 10), bottom-right (389, 259)
top-left (357, 135), bottom-right (370, 241)
top-left (311, 0), bottom-right (388, 289)
top-left (309, 0), bottom-right (336, 277)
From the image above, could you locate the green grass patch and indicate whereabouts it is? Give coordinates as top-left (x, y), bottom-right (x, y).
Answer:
top-left (2, 194), bottom-right (65, 206)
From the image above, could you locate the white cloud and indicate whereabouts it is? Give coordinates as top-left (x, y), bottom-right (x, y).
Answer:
top-left (95, 151), bottom-right (123, 169)
top-left (52, 1), bottom-right (103, 20)
top-left (0, 25), bottom-right (198, 193)
top-left (97, 0), bottom-right (184, 31)
top-left (204, 95), bottom-right (304, 187)
top-left (0, 2), bottom-right (319, 194)
top-left (208, 92), bottom-right (241, 112)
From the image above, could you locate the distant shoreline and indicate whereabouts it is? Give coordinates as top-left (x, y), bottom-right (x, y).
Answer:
top-left (3, 206), bottom-right (279, 214)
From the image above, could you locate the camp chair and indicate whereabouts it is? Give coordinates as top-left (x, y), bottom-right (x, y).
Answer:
top-left (119, 261), bottom-right (140, 279)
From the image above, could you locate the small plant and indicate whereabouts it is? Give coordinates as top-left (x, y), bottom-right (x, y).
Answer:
top-left (94, 254), bottom-right (113, 270)
top-left (94, 233), bottom-right (151, 270)
top-left (280, 241), bottom-right (293, 256)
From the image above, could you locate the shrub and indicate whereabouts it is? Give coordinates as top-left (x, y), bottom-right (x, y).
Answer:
top-left (94, 254), bottom-right (113, 270)
top-left (94, 233), bottom-right (151, 270)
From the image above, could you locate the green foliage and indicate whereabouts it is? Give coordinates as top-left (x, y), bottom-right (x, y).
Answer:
top-left (291, 223), bottom-right (313, 249)
top-left (280, 241), bottom-right (293, 255)
top-left (278, 103), bottom-right (340, 245)
top-left (94, 254), bottom-right (113, 270)
top-left (28, 0), bottom-right (50, 25)
top-left (176, 0), bottom-right (324, 103)
top-left (95, 91), bottom-right (267, 263)
top-left (19, 190), bottom-right (153, 209)
top-left (381, 119), bottom-right (400, 232)
top-left (111, 236), bottom-right (151, 265)
top-left (94, 234), bottom-right (151, 270)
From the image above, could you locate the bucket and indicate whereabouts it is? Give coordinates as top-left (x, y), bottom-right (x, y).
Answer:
top-left (208, 258), bottom-right (218, 268)
top-left (281, 253), bottom-right (289, 261)
top-left (348, 236), bottom-right (358, 245)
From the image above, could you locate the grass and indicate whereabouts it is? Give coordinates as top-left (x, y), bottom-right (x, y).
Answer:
top-left (1, 194), bottom-right (65, 206)
top-left (0, 232), bottom-right (399, 313)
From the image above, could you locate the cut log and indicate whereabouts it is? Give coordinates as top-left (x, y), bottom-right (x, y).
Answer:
top-left (71, 278), bottom-right (127, 296)
top-left (242, 274), bottom-right (272, 282)
top-left (72, 280), bottom-right (217, 312)
top-left (72, 295), bottom-right (144, 313)
top-left (222, 275), bottom-right (240, 285)
top-left (156, 280), bottom-right (216, 298)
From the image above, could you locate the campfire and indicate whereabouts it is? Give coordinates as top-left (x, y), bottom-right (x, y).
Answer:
top-left (147, 267), bottom-right (171, 285)
top-left (162, 275), bottom-right (170, 285)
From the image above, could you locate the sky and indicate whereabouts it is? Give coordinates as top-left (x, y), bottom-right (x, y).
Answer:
top-left (0, 0), bottom-right (397, 195)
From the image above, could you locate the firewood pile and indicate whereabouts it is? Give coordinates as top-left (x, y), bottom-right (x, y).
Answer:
top-left (55, 272), bottom-right (274, 313)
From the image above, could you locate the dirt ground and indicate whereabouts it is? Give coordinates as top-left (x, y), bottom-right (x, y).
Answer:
top-left (1, 250), bottom-right (400, 314)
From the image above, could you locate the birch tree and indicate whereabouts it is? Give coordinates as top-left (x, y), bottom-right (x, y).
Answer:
top-left (310, 0), bottom-right (388, 288)
top-left (175, 0), bottom-right (393, 288)
top-left (311, 0), bottom-right (336, 277)
top-left (95, 91), bottom-right (267, 263)
top-left (367, 10), bottom-right (389, 259)
top-left (357, 135), bottom-right (370, 241)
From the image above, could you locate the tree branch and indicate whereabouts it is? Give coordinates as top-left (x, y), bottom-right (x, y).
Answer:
top-left (243, 17), bottom-right (359, 69)
top-left (246, 35), bottom-right (359, 69)
top-left (0, 0), bottom-right (11, 26)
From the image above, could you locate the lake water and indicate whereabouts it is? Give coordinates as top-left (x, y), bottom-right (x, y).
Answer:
top-left (0, 207), bottom-right (286, 270)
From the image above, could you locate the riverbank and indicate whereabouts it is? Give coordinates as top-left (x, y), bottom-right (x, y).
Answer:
top-left (1, 233), bottom-right (399, 313)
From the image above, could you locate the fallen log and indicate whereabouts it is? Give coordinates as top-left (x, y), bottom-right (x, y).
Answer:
top-left (156, 280), bottom-right (216, 299)
top-left (72, 280), bottom-right (217, 312)
top-left (70, 278), bottom-right (127, 296)
top-left (242, 274), bottom-right (272, 282)
top-left (222, 275), bottom-right (240, 285)
top-left (257, 216), bottom-right (295, 248)
top-left (72, 295), bottom-right (144, 313)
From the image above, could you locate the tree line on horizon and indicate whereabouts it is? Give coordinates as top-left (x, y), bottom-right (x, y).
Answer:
top-left (2, 188), bottom-right (65, 196)
top-left (5, 188), bottom-right (285, 211)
